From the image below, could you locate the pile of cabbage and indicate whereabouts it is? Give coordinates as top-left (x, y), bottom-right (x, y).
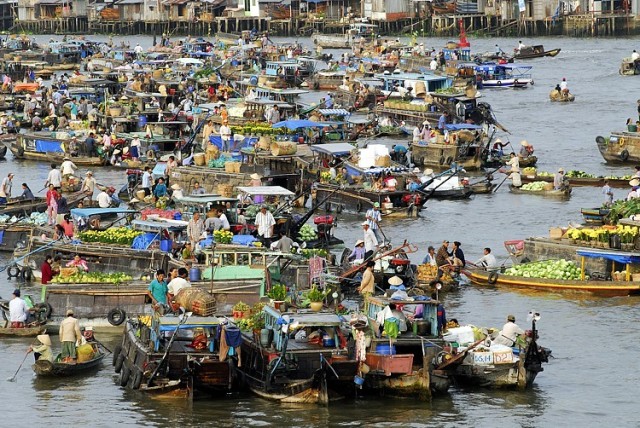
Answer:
top-left (298, 224), bottom-right (317, 242)
top-left (0, 212), bottom-right (48, 226)
top-left (521, 181), bottom-right (548, 191)
top-left (504, 259), bottom-right (581, 280)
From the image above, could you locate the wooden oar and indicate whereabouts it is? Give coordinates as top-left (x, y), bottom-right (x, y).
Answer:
top-left (493, 174), bottom-right (510, 193)
top-left (7, 350), bottom-right (31, 382)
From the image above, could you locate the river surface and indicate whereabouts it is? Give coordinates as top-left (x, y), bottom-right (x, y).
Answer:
top-left (0, 35), bottom-right (639, 426)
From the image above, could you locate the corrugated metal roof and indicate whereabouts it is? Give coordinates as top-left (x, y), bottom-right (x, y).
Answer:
top-left (116, 0), bottom-right (143, 4)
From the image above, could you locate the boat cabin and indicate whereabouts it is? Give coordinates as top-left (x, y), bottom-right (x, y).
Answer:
top-left (443, 46), bottom-right (472, 62)
top-left (374, 71), bottom-right (451, 97)
top-left (474, 63), bottom-right (533, 88)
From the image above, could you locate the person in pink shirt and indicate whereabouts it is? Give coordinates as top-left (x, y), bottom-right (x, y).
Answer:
top-left (66, 254), bottom-right (88, 272)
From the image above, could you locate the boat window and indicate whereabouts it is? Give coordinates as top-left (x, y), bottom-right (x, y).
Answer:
top-left (237, 253), bottom-right (249, 265)
top-left (219, 253), bottom-right (235, 266)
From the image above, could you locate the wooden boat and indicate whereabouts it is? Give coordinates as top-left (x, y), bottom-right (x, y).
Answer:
top-left (509, 185), bottom-right (571, 198)
top-left (596, 132), bottom-right (640, 164)
top-left (315, 183), bottom-right (424, 217)
top-left (432, 0), bottom-right (456, 14)
top-left (513, 46), bottom-right (561, 59)
top-left (238, 306), bottom-right (358, 405)
top-left (620, 57), bottom-right (640, 75)
top-left (116, 315), bottom-right (234, 396)
top-left (33, 350), bottom-right (105, 377)
top-left (362, 296), bottom-right (451, 398)
top-left (11, 132), bottom-right (106, 166)
top-left (475, 64), bottom-right (533, 88)
top-left (549, 89), bottom-right (575, 102)
top-left (484, 154), bottom-right (537, 169)
top-left (581, 208), bottom-right (610, 225)
top-left (464, 262), bottom-right (640, 297)
top-left (0, 324), bottom-right (46, 336)
top-left (0, 145), bottom-right (7, 158)
top-left (411, 125), bottom-right (485, 171)
top-left (521, 174), bottom-right (629, 188)
top-left (0, 190), bottom-right (87, 217)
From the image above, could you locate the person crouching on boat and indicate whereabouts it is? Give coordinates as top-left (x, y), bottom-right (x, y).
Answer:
top-left (9, 289), bottom-right (28, 328)
top-left (66, 254), bottom-right (89, 272)
top-left (349, 240), bottom-right (366, 263)
top-left (559, 78), bottom-right (569, 98)
top-left (627, 178), bottom-right (640, 200)
top-left (388, 276), bottom-right (408, 300)
top-left (553, 168), bottom-right (566, 190)
top-left (167, 268), bottom-right (191, 311)
top-left (29, 334), bottom-right (53, 363)
top-left (59, 309), bottom-right (82, 364)
top-left (492, 315), bottom-right (524, 347)
top-left (519, 140), bottom-right (534, 159)
top-left (508, 167), bottom-right (522, 188)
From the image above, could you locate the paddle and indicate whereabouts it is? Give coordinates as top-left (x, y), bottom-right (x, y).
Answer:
top-left (493, 173), bottom-right (510, 193)
top-left (7, 350), bottom-right (31, 382)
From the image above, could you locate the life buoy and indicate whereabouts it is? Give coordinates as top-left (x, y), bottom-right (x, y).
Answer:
top-left (496, 81), bottom-right (502, 86)
top-left (114, 352), bottom-right (125, 373)
top-left (21, 266), bottom-right (32, 281)
top-left (438, 156), bottom-right (445, 165)
top-left (107, 308), bottom-right (126, 326)
top-left (488, 272), bottom-right (499, 284)
top-left (620, 149), bottom-right (630, 161)
top-left (7, 265), bottom-right (20, 278)
top-left (595, 136), bottom-right (606, 145)
top-left (619, 137), bottom-right (626, 146)
top-left (146, 150), bottom-right (155, 159)
top-left (131, 369), bottom-right (143, 389)
top-left (112, 345), bottom-right (122, 366)
top-left (356, 201), bottom-right (363, 212)
top-left (119, 365), bottom-right (130, 387)
top-left (445, 156), bottom-right (454, 165)
top-left (249, 75), bottom-right (258, 85)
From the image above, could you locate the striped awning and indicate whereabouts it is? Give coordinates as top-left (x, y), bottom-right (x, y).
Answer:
top-left (318, 108), bottom-right (350, 116)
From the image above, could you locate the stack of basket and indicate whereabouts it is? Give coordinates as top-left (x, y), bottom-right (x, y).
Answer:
top-left (217, 184), bottom-right (233, 197)
top-left (174, 289), bottom-right (216, 316)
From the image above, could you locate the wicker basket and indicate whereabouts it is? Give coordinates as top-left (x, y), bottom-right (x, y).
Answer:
top-left (174, 288), bottom-right (216, 316)
top-left (217, 184), bottom-right (233, 197)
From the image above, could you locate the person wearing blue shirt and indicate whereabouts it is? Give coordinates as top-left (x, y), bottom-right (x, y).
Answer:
top-left (154, 177), bottom-right (168, 198)
top-left (325, 94), bottom-right (334, 109)
top-left (147, 269), bottom-right (168, 309)
top-left (438, 111), bottom-right (449, 133)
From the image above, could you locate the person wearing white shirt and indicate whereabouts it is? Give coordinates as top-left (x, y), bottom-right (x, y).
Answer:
top-left (412, 126), bottom-right (421, 143)
top-left (492, 315), bottom-right (524, 347)
top-left (255, 205), bottom-right (276, 240)
top-left (81, 171), bottom-right (96, 195)
top-left (61, 157), bottom-right (77, 176)
top-left (141, 167), bottom-right (152, 196)
top-left (365, 204), bottom-right (383, 242)
top-left (506, 153), bottom-right (520, 170)
top-left (219, 212), bottom-right (230, 230)
top-left (167, 268), bottom-right (191, 298)
top-left (97, 188), bottom-right (114, 208)
top-left (508, 168), bottom-right (522, 188)
top-left (632, 50), bottom-right (640, 61)
top-left (219, 122), bottom-right (231, 152)
top-left (8, 289), bottom-right (29, 327)
top-left (475, 247), bottom-right (498, 270)
top-left (45, 164), bottom-right (62, 188)
top-left (362, 222), bottom-right (378, 259)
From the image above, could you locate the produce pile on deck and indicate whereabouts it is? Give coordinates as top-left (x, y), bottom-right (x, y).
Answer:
top-left (503, 259), bottom-right (581, 280)
top-left (521, 182), bottom-right (550, 191)
top-left (78, 227), bottom-right (143, 245)
top-left (51, 271), bottom-right (134, 284)
top-left (297, 224), bottom-right (318, 242)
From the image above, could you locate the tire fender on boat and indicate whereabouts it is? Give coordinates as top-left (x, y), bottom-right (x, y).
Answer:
top-left (107, 308), bottom-right (126, 326)
top-left (112, 345), bottom-right (122, 366)
top-left (356, 201), bottom-right (362, 212)
top-left (114, 352), bottom-right (125, 373)
top-left (595, 136), bottom-right (606, 145)
top-left (21, 266), bottom-right (32, 281)
top-left (620, 149), bottom-right (630, 162)
top-left (34, 302), bottom-right (52, 320)
top-left (7, 265), bottom-right (21, 278)
top-left (438, 156), bottom-right (445, 165)
top-left (496, 81), bottom-right (502, 86)
top-left (488, 272), bottom-right (499, 284)
top-left (16, 145), bottom-right (24, 157)
top-left (445, 156), bottom-right (454, 165)
top-left (119, 365), bottom-right (130, 387)
top-left (131, 369), bottom-right (143, 389)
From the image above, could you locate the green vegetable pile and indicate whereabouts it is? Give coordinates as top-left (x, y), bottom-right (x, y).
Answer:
top-left (504, 259), bottom-right (581, 280)
top-left (605, 199), bottom-right (640, 224)
top-left (298, 224), bottom-right (317, 242)
top-left (51, 272), bottom-right (134, 284)
top-left (565, 170), bottom-right (596, 178)
top-left (298, 248), bottom-right (328, 259)
top-left (244, 204), bottom-right (274, 220)
top-left (78, 228), bottom-right (143, 246)
top-left (521, 182), bottom-right (548, 191)
top-left (208, 155), bottom-right (230, 169)
top-left (537, 171), bottom-right (554, 177)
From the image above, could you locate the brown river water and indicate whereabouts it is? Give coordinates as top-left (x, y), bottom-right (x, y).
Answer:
top-left (0, 35), bottom-right (638, 426)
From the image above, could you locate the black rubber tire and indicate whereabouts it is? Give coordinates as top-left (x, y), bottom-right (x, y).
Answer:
top-left (496, 81), bottom-right (502, 86)
top-left (17, 146), bottom-right (24, 157)
top-left (336, 204), bottom-right (343, 214)
top-left (324, 202), bottom-right (331, 212)
top-left (7, 265), bottom-right (20, 278)
top-left (355, 202), bottom-right (362, 212)
top-left (21, 267), bottom-right (32, 282)
top-left (395, 264), bottom-right (405, 274)
top-left (114, 352), bottom-right (125, 373)
top-left (488, 272), bottom-right (499, 284)
top-left (313, 82), bottom-right (320, 90)
top-left (418, 156), bottom-right (424, 166)
top-left (112, 345), bottom-right (122, 366)
top-left (107, 308), bottom-right (126, 326)
top-left (119, 365), bottom-right (130, 387)
top-left (438, 156), bottom-right (445, 165)
top-left (595, 136), bottom-right (606, 145)
top-left (620, 150), bottom-right (630, 161)
top-left (445, 156), bottom-right (453, 165)
top-left (131, 369), bottom-right (142, 389)
top-left (34, 302), bottom-right (52, 319)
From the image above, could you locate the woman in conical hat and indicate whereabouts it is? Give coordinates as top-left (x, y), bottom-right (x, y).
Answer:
top-left (29, 334), bottom-right (54, 363)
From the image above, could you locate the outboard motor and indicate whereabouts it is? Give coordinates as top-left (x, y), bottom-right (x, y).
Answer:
top-left (314, 215), bottom-right (336, 242)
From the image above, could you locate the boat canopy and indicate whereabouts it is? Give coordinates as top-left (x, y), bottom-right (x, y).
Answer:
top-left (576, 249), bottom-right (640, 264)
top-left (272, 119), bottom-right (337, 130)
top-left (157, 315), bottom-right (222, 331)
top-left (310, 143), bottom-right (356, 156)
top-left (237, 186), bottom-right (295, 196)
top-left (70, 208), bottom-right (136, 218)
top-left (132, 218), bottom-right (188, 232)
top-left (318, 109), bottom-right (350, 116)
top-left (175, 195), bottom-right (237, 205)
top-left (444, 123), bottom-right (483, 131)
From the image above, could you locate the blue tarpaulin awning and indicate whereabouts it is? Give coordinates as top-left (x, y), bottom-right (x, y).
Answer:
top-left (35, 139), bottom-right (63, 153)
top-left (70, 208), bottom-right (137, 218)
top-left (444, 123), bottom-right (483, 131)
top-left (271, 119), bottom-right (337, 130)
top-left (577, 249), bottom-right (640, 265)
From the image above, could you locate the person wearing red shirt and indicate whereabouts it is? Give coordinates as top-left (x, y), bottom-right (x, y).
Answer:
top-left (61, 215), bottom-right (74, 237)
top-left (41, 255), bottom-right (53, 285)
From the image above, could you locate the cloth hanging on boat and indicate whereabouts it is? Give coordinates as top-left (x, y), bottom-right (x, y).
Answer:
top-left (219, 326), bottom-right (241, 366)
top-left (354, 330), bottom-right (367, 362)
top-left (383, 318), bottom-right (400, 340)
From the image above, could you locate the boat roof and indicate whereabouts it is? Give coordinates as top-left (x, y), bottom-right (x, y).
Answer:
top-left (444, 123), bottom-right (483, 131)
top-left (375, 72), bottom-right (447, 81)
top-left (132, 218), bottom-right (188, 231)
top-left (175, 195), bottom-right (237, 204)
top-left (70, 207), bottom-right (137, 217)
top-left (158, 315), bottom-right (222, 331)
top-left (476, 63), bottom-right (533, 71)
top-left (318, 108), bottom-right (350, 116)
top-left (310, 143), bottom-right (356, 156)
top-left (367, 295), bottom-right (439, 306)
top-left (577, 249), bottom-right (640, 264)
top-left (236, 186), bottom-right (295, 196)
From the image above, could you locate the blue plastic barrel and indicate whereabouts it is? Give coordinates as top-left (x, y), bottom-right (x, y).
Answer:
top-left (160, 239), bottom-right (172, 252)
top-left (376, 344), bottom-right (396, 355)
top-left (138, 114), bottom-right (147, 130)
top-left (173, 212), bottom-right (182, 220)
top-left (189, 267), bottom-right (201, 282)
top-left (249, 75), bottom-right (258, 85)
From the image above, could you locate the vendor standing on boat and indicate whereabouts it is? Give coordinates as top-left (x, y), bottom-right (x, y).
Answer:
top-left (365, 203), bottom-right (383, 243)
top-left (61, 156), bottom-right (77, 177)
top-left (81, 171), bottom-right (96, 196)
top-left (187, 212), bottom-right (205, 248)
top-left (357, 260), bottom-right (376, 296)
top-left (492, 314), bottom-right (524, 347)
top-left (167, 267), bottom-right (191, 306)
top-left (9, 289), bottom-right (28, 328)
top-left (219, 120), bottom-right (232, 152)
top-left (147, 269), bottom-right (168, 311)
top-left (553, 168), bottom-right (566, 190)
top-left (0, 172), bottom-right (13, 204)
top-left (602, 180), bottom-right (614, 207)
top-left (59, 309), bottom-right (82, 363)
top-left (141, 167), bottom-right (153, 197)
top-left (506, 152), bottom-right (519, 170)
top-left (41, 255), bottom-right (54, 285)
top-left (28, 334), bottom-right (53, 363)
top-left (255, 205), bottom-right (276, 244)
top-left (45, 164), bottom-right (62, 189)
top-left (508, 167), bottom-right (522, 188)
top-left (362, 222), bottom-right (378, 260)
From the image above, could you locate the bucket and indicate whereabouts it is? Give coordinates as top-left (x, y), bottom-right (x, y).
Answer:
top-left (173, 212), bottom-right (182, 220)
top-left (189, 267), bottom-right (201, 282)
top-left (414, 81), bottom-right (426, 97)
top-left (354, 375), bottom-right (365, 386)
top-left (323, 334), bottom-right (336, 347)
top-left (160, 239), bottom-right (173, 252)
top-left (194, 153), bottom-right (206, 166)
top-left (609, 234), bottom-right (621, 250)
top-left (375, 343), bottom-right (396, 355)
top-left (416, 320), bottom-right (432, 336)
